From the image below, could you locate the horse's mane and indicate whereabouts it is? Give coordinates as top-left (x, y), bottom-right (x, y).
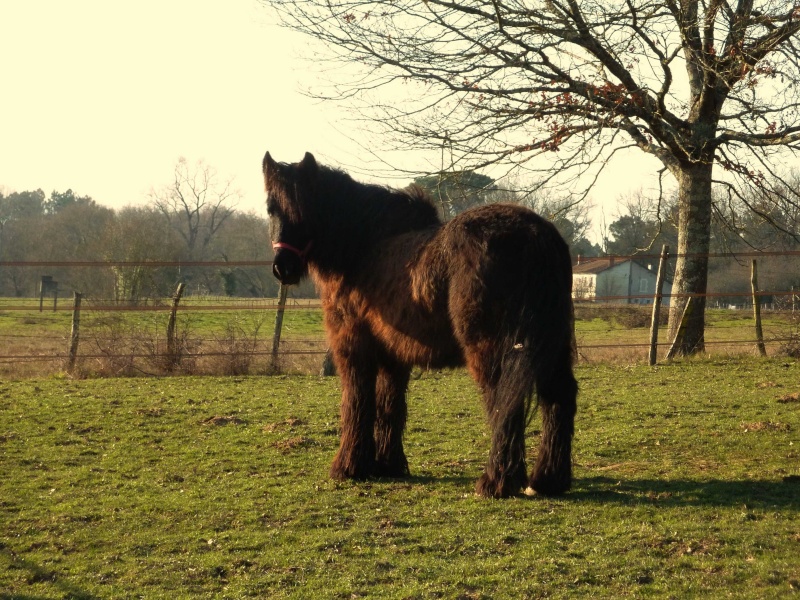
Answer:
top-left (311, 165), bottom-right (441, 245)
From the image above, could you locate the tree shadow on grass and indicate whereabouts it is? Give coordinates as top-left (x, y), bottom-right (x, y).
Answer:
top-left (569, 476), bottom-right (800, 509)
top-left (0, 543), bottom-right (98, 600)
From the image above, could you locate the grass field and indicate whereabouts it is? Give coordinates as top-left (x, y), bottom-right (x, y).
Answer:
top-left (2, 358), bottom-right (799, 598)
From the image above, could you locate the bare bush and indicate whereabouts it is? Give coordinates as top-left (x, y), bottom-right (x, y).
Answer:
top-left (211, 314), bottom-right (268, 376)
top-left (777, 316), bottom-right (800, 358)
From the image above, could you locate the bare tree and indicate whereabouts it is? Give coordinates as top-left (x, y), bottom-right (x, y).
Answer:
top-left (267, 0), bottom-right (800, 355)
top-left (106, 207), bottom-right (182, 304)
top-left (148, 158), bottom-right (242, 295)
top-left (483, 173), bottom-right (601, 255)
top-left (149, 158), bottom-right (240, 261)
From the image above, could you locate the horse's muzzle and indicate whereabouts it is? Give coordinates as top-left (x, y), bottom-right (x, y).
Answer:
top-left (272, 251), bottom-right (304, 285)
top-left (271, 240), bottom-right (312, 285)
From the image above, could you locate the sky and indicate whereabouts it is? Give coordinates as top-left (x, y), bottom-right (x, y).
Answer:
top-left (0, 0), bottom-right (654, 225)
top-left (0, 0), bottom-right (360, 215)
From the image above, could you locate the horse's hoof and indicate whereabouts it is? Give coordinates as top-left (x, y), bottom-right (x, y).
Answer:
top-left (475, 473), bottom-right (522, 499)
top-left (529, 473), bottom-right (571, 496)
top-left (373, 460), bottom-right (410, 479)
top-left (330, 458), bottom-right (374, 481)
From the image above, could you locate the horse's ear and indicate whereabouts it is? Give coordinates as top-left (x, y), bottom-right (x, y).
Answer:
top-left (299, 152), bottom-right (317, 173)
top-left (263, 151), bottom-right (277, 178)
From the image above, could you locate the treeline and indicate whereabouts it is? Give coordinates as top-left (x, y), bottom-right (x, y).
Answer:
top-left (3, 164), bottom-right (799, 303)
top-left (602, 187), bottom-right (800, 303)
top-left (0, 158), bottom-right (293, 301)
top-left (0, 187), bottom-right (281, 301)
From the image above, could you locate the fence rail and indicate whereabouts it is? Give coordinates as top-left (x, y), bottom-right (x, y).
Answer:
top-left (4, 248), bottom-right (800, 268)
top-left (1, 251), bottom-right (798, 377)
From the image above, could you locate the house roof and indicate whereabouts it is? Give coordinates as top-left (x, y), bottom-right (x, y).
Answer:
top-left (572, 258), bottom-right (629, 274)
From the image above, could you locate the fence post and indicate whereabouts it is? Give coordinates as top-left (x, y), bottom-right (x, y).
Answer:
top-left (648, 244), bottom-right (669, 366)
top-left (166, 282), bottom-right (186, 371)
top-left (751, 259), bottom-right (767, 357)
top-left (271, 284), bottom-right (288, 371)
top-left (66, 292), bottom-right (82, 373)
top-left (320, 348), bottom-right (337, 376)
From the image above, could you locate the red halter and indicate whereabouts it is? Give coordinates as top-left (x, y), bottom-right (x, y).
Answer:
top-left (272, 240), bottom-right (313, 261)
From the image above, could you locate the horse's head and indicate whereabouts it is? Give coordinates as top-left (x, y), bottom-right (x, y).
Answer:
top-left (263, 151), bottom-right (318, 285)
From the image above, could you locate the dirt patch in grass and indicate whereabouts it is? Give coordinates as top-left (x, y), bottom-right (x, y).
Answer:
top-left (740, 421), bottom-right (792, 432)
top-left (263, 417), bottom-right (306, 433)
top-left (202, 415), bottom-right (246, 426)
top-left (273, 435), bottom-right (315, 452)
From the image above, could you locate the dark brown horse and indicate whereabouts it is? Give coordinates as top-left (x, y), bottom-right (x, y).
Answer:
top-left (263, 151), bottom-right (577, 498)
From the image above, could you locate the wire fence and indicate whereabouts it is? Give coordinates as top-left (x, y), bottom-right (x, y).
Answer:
top-left (1, 252), bottom-right (798, 378)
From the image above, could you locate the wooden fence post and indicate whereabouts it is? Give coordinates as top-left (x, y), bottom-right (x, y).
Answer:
top-left (39, 275), bottom-right (57, 313)
top-left (751, 259), bottom-right (767, 357)
top-left (166, 282), bottom-right (185, 371)
top-left (648, 245), bottom-right (669, 366)
top-left (66, 292), bottom-right (82, 373)
top-left (271, 284), bottom-right (288, 371)
top-left (320, 348), bottom-right (336, 376)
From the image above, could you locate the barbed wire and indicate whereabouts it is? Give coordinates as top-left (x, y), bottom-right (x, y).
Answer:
top-left (2, 336), bottom-right (797, 365)
top-left (1, 292), bottom-right (796, 312)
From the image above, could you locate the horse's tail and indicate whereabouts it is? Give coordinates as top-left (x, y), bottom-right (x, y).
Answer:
top-left (482, 244), bottom-right (575, 494)
top-left (443, 203), bottom-right (576, 417)
top-left (496, 218), bottom-right (576, 422)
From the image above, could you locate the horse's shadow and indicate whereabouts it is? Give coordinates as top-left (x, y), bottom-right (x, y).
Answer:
top-left (380, 474), bottom-right (800, 509)
top-left (567, 476), bottom-right (800, 509)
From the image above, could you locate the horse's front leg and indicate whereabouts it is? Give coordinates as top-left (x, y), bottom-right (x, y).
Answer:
top-left (329, 327), bottom-right (378, 481)
top-left (374, 358), bottom-right (411, 478)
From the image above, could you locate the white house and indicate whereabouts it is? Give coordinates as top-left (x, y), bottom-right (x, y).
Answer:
top-left (572, 257), bottom-right (672, 306)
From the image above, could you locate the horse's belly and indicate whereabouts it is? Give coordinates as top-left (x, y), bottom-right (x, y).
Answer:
top-left (396, 335), bottom-right (464, 369)
top-left (370, 312), bottom-right (464, 368)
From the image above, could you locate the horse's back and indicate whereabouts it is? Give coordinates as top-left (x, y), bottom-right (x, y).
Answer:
top-left (435, 203), bottom-right (574, 354)
top-left (445, 203), bottom-right (569, 258)
top-left (440, 203), bottom-right (571, 288)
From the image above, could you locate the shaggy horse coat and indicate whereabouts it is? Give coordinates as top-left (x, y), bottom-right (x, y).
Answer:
top-left (264, 151), bottom-right (577, 498)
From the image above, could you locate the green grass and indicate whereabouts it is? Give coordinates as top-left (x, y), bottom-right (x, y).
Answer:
top-left (2, 358), bottom-right (799, 598)
top-left (0, 296), bottom-right (324, 340)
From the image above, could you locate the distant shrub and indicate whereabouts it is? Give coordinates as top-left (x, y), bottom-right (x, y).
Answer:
top-left (777, 316), bottom-right (800, 358)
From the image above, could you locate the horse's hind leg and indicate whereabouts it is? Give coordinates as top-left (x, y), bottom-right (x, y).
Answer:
top-left (469, 348), bottom-right (529, 499)
top-left (530, 345), bottom-right (577, 496)
top-left (373, 360), bottom-right (411, 478)
top-left (476, 392), bottom-right (528, 499)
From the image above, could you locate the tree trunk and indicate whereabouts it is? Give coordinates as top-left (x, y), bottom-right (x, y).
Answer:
top-left (667, 161), bottom-right (713, 355)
